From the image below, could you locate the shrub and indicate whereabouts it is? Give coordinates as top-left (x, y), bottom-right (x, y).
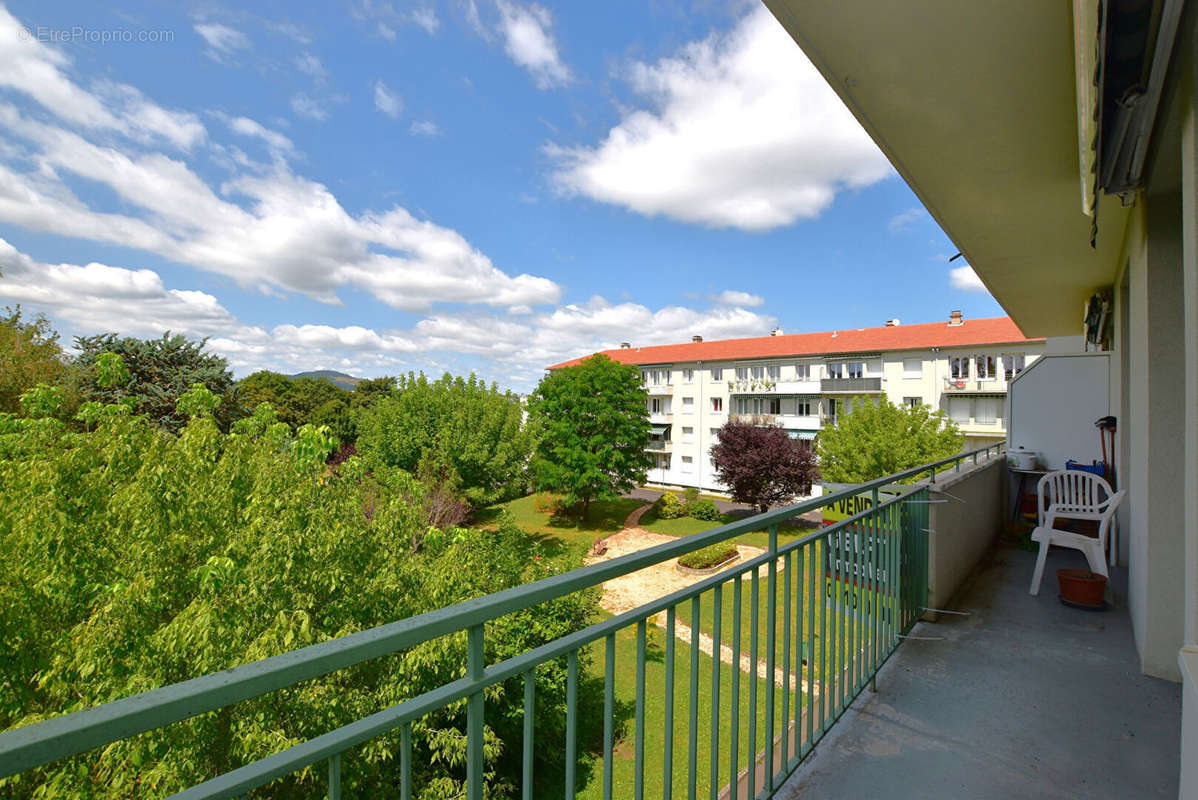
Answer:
top-left (682, 486), bottom-right (699, 503)
top-left (687, 497), bottom-right (722, 521)
top-left (533, 491), bottom-right (567, 515)
top-left (678, 543), bottom-right (739, 570)
top-left (654, 491), bottom-right (686, 519)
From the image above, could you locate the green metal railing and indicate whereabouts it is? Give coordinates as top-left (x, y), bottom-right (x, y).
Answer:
top-left (0, 444), bottom-right (1004, 798)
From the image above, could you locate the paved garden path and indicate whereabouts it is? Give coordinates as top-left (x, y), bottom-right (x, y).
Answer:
top-left (586, 524), bottom-right (817, 694)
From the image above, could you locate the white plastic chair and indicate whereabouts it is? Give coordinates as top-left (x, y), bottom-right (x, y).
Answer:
top-left (1028, 470), bottom-right (1125, 595)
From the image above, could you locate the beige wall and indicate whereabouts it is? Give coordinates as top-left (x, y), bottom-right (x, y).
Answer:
top-left (924, 456), bottom-right (1006, 616)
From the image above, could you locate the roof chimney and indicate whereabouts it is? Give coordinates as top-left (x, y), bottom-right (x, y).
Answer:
top-left (948, 310), bottom-right (964, 326)
top-left (691, 335), bottom-right (703, 343)
top-left (885, 318), bottom-right (901, 327)
top-left (620, 342), bottom-right (631, 349)
top-left (770, 327), bottom-right (783, 337)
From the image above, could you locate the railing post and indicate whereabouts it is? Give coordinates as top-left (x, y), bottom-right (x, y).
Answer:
top-left (467, 624), bottom-right (485, 800)
top-left (765, 524), bottom-right (778, 791)
top-left (328, 752), bottom-right (341, 800)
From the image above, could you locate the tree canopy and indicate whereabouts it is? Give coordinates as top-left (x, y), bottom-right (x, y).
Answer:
top-left (816, 397), bottom-right (963, 483)
top-left (0, 306), bottom-right (70, 415)
top-left (0, 385), bottom-right (594, 799)
top-left (527, 354), bottom-right (652, 518)
top-left (236, 371), bottom-right (359, 443)
top-left (709, 419), bottom-right (819, 512)
top-left (356, 373), bottom-right (532, 506)
top-left (73, 332), bottom-right (236, 433)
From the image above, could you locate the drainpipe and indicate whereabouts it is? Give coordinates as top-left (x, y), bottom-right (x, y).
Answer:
top-left (697, 360), bottom-right (704, 492)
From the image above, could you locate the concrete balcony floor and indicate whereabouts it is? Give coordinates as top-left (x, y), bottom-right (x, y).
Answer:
top-left (777, 546), bottom-right (1181, 799)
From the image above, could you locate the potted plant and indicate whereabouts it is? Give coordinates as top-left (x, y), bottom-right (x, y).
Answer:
top-left (1057, 569), bottom-right (1107, 610)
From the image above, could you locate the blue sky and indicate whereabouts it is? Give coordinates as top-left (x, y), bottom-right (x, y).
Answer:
top-left (0, 0), bottom-right (1002, 391)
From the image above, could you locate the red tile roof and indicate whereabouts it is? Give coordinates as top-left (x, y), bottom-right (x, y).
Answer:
top-left (548, 316), bottom-right (1041, 370)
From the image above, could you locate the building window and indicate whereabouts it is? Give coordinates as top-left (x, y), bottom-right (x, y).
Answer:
top-left (735, 366), bottom-right (749, 380)
top-left (796, 398), bottom-right (813, 416)
top-left (975, 397), bottom-right (999, 424)
top-left (795, 363), bottom-right (811, 380)
top-left (766, 365), bottom-right (781, 380)
top-left (948, 396), bottom-right (971, 423)
top-left (710, 428), bottom-right (720, 442)
top-left (903, 358), bottom-right (922, 378)
top-left (847, 361), bottom-right (865, 379)
top-left (681, 455), bottom-right (694, 473)
top-left (949, 357), bottom-right (969, 380)
top-left (682, 397), bottom-right (694, 412)
top-left (682, 426), bottom-right (694, 443)
top-left (1004, 354), bottom-right (1026, 380)
top-left (641, 370), bottom-right (648, 384)
top-left (711, 397), bottom-right (723, 413)
top-left (827, 362), bottom-right (843, 379)
top-left (650, 398), bottom-right (665, 414)
top-left (751, 365), bottom-right (765, 380)
top-left (904, 396), bottom-right (922, 409)
top-left (682, 368), bottom-right (694, 383)
top-left (976, 355), bottom-right (996, 380)
top-left (767, 398), bottom-right (781, 414)
top-left (825, 398), bottom-right (839, 422)
top-left (711, 367), bottom-right (723, 381)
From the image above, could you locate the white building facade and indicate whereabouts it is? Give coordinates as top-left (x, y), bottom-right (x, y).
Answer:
top-left (554, 314), bottom-right (1044, 493)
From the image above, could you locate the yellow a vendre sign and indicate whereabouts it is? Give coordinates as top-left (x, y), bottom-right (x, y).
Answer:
top-left (820, 485), bottom-right (901, 621)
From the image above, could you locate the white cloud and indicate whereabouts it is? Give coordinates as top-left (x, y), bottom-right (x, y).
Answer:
top-left (290, 92), bottom-right (328, 121)
top-left (294, 52), bottom-right (328, 81)
top-left (0, 8), bottom-right (204, 150)
top-left (409, 120), bottom-right (440, 136)
top-left (949, 264), bottom-right (988, 292)
top-left (373, 80), bottom-right (403, 118)
top-left (888, 207), bottom-right (928, 232)
top-left (224, 115), bottom-right (294, 158)
top-left (494, 1), bottom-right (572, 89)
top-left (0, 239), bottom-right (772, 389)
top-left (547, 7), bottom-right (891, 231)
top-left (194, 22), bottom-right (251, 61)
top-left (409, 7), bottom-right (440, 35)
top-left (715, 289), bottom-right (764, 307)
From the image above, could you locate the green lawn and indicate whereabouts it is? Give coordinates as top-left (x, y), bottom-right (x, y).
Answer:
top-left (475, 494), bottom-right (646, 560)
top-left (568, 616), bottom-right (796, 800)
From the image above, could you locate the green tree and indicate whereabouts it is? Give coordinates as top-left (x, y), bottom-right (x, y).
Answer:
top-left (356, 373), bottom-right (532, 506)
top-left (0, 397), bottom-right (595, 799)
top-left (73, 332), bottom-right (236, 433)
top-left (527, 354), bottom-right (652, 520)
top-left (816, 398), bottom-right (963, 483)
top-left (0, 307), bottom-right (70, 415)
top-left (236, 372), bottom-right (358, 444)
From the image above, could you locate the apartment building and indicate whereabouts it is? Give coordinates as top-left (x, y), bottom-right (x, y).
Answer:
top-left (549, 313), bottom-right (1044, 492)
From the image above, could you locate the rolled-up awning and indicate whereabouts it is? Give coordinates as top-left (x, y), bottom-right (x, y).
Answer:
top-left (649, 424), bottom-right (670, 435)
top-left (786, 430), bottom-right (818, 441)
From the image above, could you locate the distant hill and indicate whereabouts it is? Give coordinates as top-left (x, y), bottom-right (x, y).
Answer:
top-left (288, 370), bottom-right (363, 391)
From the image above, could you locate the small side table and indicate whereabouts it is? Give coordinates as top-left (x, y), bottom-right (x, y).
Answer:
top-left (1008, 468), bottom-right (1048, 522)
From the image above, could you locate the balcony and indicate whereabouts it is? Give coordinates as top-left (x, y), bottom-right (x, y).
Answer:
top-left (727, 379), bottom-right (821, 395)
top-left (649, 411), bottom-right (673, 424)
top-left (943, 377), bottom-right (1007, 393)
top-left (820, 377), bottom-right (883, 393)
top-left (646, 439), bottom-right (673, 453)
top-left (775, 413), bottom-right (821, 432)
top-left (775, 547), bottom-right (1181, 799)
top-left (3, 445), bottom-right (1175, 799)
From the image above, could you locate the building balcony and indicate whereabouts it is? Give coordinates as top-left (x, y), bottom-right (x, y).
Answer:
top-left (645, 385), bottom-right (674, 395)
top-left (943, 377), bottom-right (1007, 393)
top-left (645, 439), bottom-right (672, 453)
top-left (775, 413), bottom-right (821, 432)
top-left (7, 446), bottom-right (1176, 800)
top-left (820, 376), bottom-right (883, 393)
top-left (648, 411), bottom-right (673, 424)
top-left (727, 379), bottom-right (821, 395)
top-left (773, 547), bottom-right (1181, 799)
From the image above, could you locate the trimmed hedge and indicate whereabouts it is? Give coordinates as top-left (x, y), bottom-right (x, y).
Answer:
top-left (678, 542), bottom-right (739, 570)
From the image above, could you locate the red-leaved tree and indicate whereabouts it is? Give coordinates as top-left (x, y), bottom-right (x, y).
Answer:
top-left (710, 419), bottom-right (820, 513)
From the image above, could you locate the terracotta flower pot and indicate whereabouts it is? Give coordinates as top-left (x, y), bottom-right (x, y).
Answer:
top-left (1057, 569), bottom-right (1107, 609)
